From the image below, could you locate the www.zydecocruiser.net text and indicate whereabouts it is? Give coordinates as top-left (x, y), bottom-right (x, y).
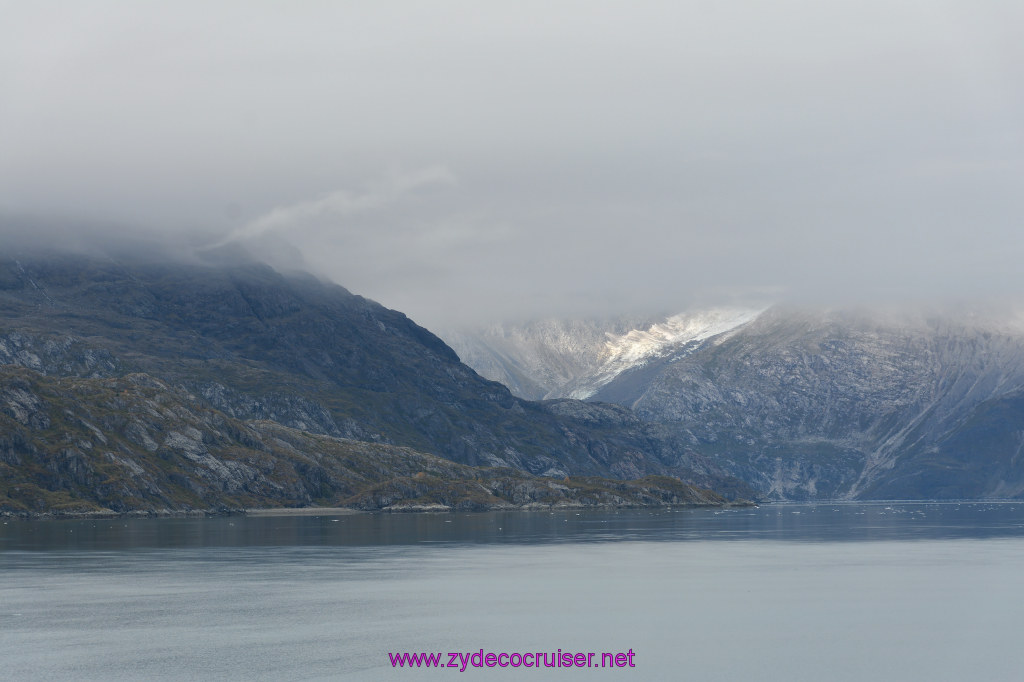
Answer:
top-left (389, 649), bottom-right (637, 671)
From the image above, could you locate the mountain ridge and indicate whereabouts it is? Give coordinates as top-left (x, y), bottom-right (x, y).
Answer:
top-left (448, 306), bottom-right (1024, 500)
top-left (0, 249), bottom-right (749, 513)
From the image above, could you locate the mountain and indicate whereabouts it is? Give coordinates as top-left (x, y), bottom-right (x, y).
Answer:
top-left (0, 364), bottom-right (729, 515)
top-left (0, 248), bottom-right (746, 514)
top-left (446, 306), bottom-right (1024, 500)
top-left (443, 315), bottom-right (660, 400)
top-left (443, 308), bottom-right (763, 400)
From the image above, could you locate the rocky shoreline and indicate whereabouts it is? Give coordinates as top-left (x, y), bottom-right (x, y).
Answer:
top-left (1, 497), bottom-right (755, 520)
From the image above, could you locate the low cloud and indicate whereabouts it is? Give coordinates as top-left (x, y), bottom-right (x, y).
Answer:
top-left (3, 2), bottom-right (1023, 328)
top-left (217, 166), bottom-right (458, 246)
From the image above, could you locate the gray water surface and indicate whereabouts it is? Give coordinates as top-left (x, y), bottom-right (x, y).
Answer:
top-left (2, 503), bottom-right (1023, 680)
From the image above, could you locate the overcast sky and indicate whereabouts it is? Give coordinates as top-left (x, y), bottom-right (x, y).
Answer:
top-left (3, 1), bottom-right (1023, 327)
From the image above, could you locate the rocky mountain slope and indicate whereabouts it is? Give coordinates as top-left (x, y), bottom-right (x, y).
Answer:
top-left (444, 309), bottom-right (762, 400)
top-left (449, 307), bottom-right (1024, 500)
top-left (0, 248), bottom-right (747, 513)
top-left (0, 365), bottom-right (729, 515)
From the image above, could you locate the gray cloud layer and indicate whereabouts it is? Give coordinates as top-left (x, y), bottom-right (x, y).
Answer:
top-left (3, 1), bottom-right (1023, 327)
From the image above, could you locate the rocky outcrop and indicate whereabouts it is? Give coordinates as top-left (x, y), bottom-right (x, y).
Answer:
top-left (0, 366), bottom-right (729, 515)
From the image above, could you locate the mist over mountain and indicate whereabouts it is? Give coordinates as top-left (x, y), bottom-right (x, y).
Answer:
top-left (442, 315), bottom-right (661, 400)
top-left (7, 3), bottom-right (1024, 332)
top-left (0, 245), bottom-right (747, 514)
top-left (5, 224), bottom-right (1024, 511)
top-left (443, 309), bottom-right (770, 400)
top-left (447, 306), bottom-right (1024, 500)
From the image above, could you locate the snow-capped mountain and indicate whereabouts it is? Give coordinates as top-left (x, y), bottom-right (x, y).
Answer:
top-left (560, 308), bottom-right (766, 399)
top-left (443, 308), bottom-right (765, 400)
top-left (445, 305), bottom-right (1024, 501)
top-left (442, 315), bottom-right (659, 400)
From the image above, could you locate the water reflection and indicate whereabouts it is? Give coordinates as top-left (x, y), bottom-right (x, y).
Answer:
top-left (3, 502), bottom-right (1024, 552)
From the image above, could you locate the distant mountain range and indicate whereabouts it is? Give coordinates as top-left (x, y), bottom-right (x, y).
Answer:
top-left (445, 306), bottom-right (1024, 500)
top-left (7, 244), bottom-right (1024, 512)
top-left (0, 249), bottom-right (742, 515)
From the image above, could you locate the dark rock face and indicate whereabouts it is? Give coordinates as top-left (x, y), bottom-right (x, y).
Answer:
top-left (0, 250), bottom-right (746, 512)
top-left (585, 308), bottom-right (1024, 500)
top-left (862, 390), bottom-right (1024, 500)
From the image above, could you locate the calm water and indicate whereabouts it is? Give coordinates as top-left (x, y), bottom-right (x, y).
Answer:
top-left (2, 503), bottom-right (1024, 680)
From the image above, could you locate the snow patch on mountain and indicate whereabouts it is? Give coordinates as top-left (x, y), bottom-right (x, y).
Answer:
top-left (442, 315), bottom-right (659, 399)
top-left (566, 308), bottom-right (766, 399)
top-left (443, 308), bottom-right (766, 400)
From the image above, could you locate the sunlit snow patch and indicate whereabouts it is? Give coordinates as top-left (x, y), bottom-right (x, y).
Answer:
top-left (566, 308), bottom-right (765, 399)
